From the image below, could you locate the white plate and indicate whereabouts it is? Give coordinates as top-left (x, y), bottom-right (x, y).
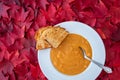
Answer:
top-left (38, 21), bottom-right (105, 80)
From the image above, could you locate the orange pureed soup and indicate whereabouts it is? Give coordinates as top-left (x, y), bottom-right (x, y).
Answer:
top-left (50, 34), bottom-right (92, 75)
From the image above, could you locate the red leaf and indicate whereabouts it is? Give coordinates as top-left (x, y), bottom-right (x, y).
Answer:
top-left (62, 1), bottom-right (76, 20)
top-left (0, 60), bottom-right (15, 80)
top-left (26, 28), bottom-right (35, 39)
top-left (8, 4), bottom-right (20, 18)
top-left (0, 71), bottom-right (9, 80)
top-left (95, 20), bottom-right (117, 39)
top-left (12, 25), bottom-right (25, 39)
top-left (7, 37), bottom-right (35, 52)
top-left (111, 25), bottom-right (120, 41)
top-left (78, 11), bottom-right (96, 27)
top-left (55, 1), bottom-right (76, 21)
top-left (14, 7), bottom-right (29, 22)
top-left (19, 48), bottom-right (30, 62)
top-left (9, 50), bottom-right (20, 67)
top-left (110, 7), bottom-right (120, 24)
top-left (112, 59), bottom-right (120, 67)
top-left (9, 6), bottom-right (29, 22)
top-left (101, 0), bottom-right (115, 9)
top-left (0, 60), bottom-right (14, 74)
top-left (68, 0), bottom-right (75, 3)
top-left (24, 0), bottom-right (36, 9)
top-left (72, 0), bottom-right (97, 11)
top-left (7, 38), bottom-right (24, 53)
top-left (0, 41), bottom-right (6, 62)
top-left (25, 7), bottom-right (34, 22)
top-left (0, 0), bottom-right (15, 5)
top-left (9, 49), bottom-right (28, 67)
top-left (96, 28), bottom-right (106, 39)
top-left (21, 38), bottom-right (33, 48)
top-left (93, 0), bottom-right (108, 17)
top-left (47, 3), bottom-right (56, 21)
top-left (35, 9), bottom-right (47, 27)
top-left (108, 67), bottom-right (120, 80)
top-left (0, 21), bottom-right (7, 35)
top-left (30, 22), bottom-right (38, 31)
top-left (114, 0), bottom-right (120, 7)
top-left (30, 64), bottom-right (40, 79)
top-left (0, 32), bottom-right (16, 47)
top-left (101, 22), bottom-right (116, 39)
top-left (105, 42), bottom-right (120, 66)
top-left (14, 62), bottom-right (29, 80)
top-left (36, 0), bottom-right (49, 10)
top-left (4, 50), bottom-right (11, 60)
top-left (53, 0), bottom-right (63, 9)
top-left (28, 48), bottom-right (37, 65)
top-left (30, 63), bottom-right (47, 80)
top-left (16, 21), bottom-right (32, 32)
top-left (0, 3), bottom-right (10, 18)
top-left (20, 48), bottom-right (37, 65)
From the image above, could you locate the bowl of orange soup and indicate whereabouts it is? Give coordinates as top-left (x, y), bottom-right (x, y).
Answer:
top-left (50, 33), bottom-right (92, 75)
top-left (38, 21), bottom-right (105, 80)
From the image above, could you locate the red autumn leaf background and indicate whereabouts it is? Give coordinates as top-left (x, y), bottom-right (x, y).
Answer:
top-left (0, 0), bottom-right (120, 80)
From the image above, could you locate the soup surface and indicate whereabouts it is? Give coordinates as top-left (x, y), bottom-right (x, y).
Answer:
top-left (50, 34), bottom-right (92, 75)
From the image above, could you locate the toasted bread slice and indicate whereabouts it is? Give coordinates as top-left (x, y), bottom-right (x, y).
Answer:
top-left (34, 26), bottom-right (52, 50)
top-left (35, 26), bottom-right (69, 50)
top-left (34, 26), bottom-right (52, 41)
top-left (36, 39), bottom-right (51, 50)
top-left (41, 26), bottom-right (69, 48)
